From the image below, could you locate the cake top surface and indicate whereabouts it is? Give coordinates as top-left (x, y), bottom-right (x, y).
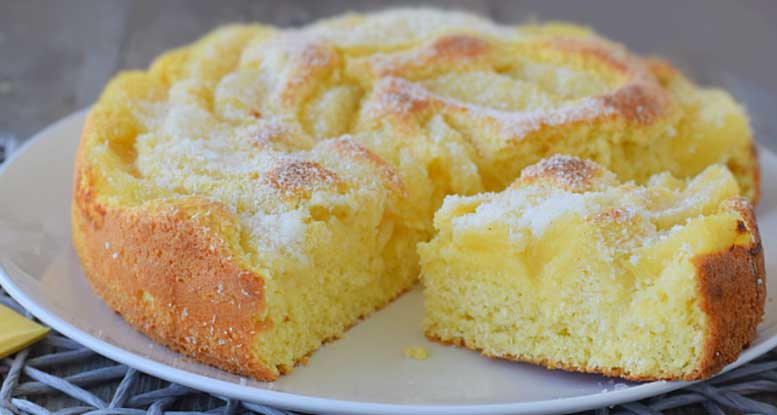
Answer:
top-left (80, 8), bottom-right (707, 265)
top-left (441, 155), bottom-right (744, 247)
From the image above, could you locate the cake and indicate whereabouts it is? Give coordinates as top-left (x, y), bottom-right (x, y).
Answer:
top-left (72, 9), bottom-right (761, 381)
top-left (419, 155), bottom-right (765, 381)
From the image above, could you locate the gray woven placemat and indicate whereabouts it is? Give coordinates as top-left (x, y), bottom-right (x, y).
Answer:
top-left (2, 139), bottom-right (777, 415)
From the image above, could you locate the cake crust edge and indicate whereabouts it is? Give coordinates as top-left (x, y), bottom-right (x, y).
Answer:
top-left (692, 196), bottom-right (766, 379)
top-left (72, 109), bottom-right (416, 380)
top-left (72, 112), bottom-right (279, 380)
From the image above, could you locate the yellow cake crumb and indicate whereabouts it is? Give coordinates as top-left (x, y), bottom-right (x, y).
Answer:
top-left (404, 346), bottom-right (430, 360)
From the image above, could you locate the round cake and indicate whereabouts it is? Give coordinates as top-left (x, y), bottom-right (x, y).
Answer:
top-left (72, 9), bottom-right (760, 380)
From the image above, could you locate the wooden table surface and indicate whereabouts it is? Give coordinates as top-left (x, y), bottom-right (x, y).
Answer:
top-left (2, 1), bottom-right (777, 414)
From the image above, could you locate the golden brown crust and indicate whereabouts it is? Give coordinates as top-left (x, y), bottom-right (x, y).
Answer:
top-left (265, 159), bottom-right (340, 201)
top-left (279, 42), bottom-right (340, 107)
top-left (72, 116), bottom-right (276, 380)
top-left (545, 37), bottom-right (671, 124)
top-left (362, 34), bottom-right (492, 79)
top-left (515, 154), bottom-right (607, 192)
top-left (691, 197), bottom-right (765, 379)
top-left (73, 110), bottom-right (415, 380)
top-left (72, 204), bottom-right (276, 379)
top-left (426, 197), bottom-right (766, 382)
top-left (432, 35), bottom-right (489, 59)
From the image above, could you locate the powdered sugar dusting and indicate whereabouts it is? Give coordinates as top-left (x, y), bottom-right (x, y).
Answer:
top-left (366, 34), bottom-right (490, 76)
top-left (490, 97), bottom-right (615, 139)
top-left (366, 76), bottom-right (615, 142)
top-left (245, 209), bottom-right (308, 261)
top-left (520, 154), bottom-right (612, 191)
top-left (452, 187), bottom-right (593, 239)
top-left (303, 8), bottom-right (521, 48)
top-left (446, 159), bottom-right (737, 256)
top-left (129, 8), bottom-right (671, 271)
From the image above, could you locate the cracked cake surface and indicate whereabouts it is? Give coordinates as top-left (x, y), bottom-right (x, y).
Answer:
top-left (72, 9), bottom-right (760, 380)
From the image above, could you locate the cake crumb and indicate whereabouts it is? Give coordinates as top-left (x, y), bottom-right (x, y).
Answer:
top-left (404, 346), bottom-right (429, 360)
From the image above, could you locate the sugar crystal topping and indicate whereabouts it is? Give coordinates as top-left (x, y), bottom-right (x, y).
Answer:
top-left (447, 156), bottom-right (735, 248)
top-left (129, 9), bottom-right (672, 263)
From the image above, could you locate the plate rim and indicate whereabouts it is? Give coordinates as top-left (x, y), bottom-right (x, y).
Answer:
top-left (1, 109), bottom-right (774, 415)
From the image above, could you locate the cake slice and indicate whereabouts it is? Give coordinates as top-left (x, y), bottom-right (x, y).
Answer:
top-left (419, 155), bottom-right (765, 381)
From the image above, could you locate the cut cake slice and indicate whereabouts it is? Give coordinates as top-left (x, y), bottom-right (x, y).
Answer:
top-left (419, 155), bottom-right (765, 380)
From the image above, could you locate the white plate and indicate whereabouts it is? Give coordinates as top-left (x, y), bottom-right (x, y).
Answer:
top-left (2, 110), bottom-right (777, 415)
